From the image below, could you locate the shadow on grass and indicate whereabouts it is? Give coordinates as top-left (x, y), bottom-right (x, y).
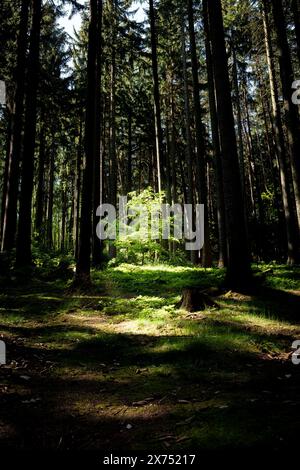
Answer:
top-left (220, 286), bottom-right (300, 324)
top-left (1, 324), bottom-right (300, 451)
top-left (252, 287), bottom-right (300, 323)
top-left (0, 264), bottom-right (300, 450)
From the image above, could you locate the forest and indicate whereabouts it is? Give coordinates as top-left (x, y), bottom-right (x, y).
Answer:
top-left (0, 0), bottom-right (300, 457)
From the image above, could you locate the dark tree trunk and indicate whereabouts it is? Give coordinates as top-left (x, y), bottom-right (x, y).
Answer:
top-left (75, 0), bottom-right (98, 286)
top-left (263, 0), bottom-right (300, 264)
top-left (16, 0), bottom-right (42, 267)
top-left (74, 113), bottom-right (83, 259)
top-left (231, 42), bottom-right (245, 192)
top-left (1, 0), bottom-right (30, 253)
top-left (0, 112), bottom-right (12, 245)
top-left (271, 0), bottom-right (300, 229)
top-left (169, 80), bottom-right (177, 207)
top-left (203, 0), bottom-right (227, 268)
top-left (61, 187), bottom-right (67, 252)
top-left (242, 84), bottom-right (266, 258)
top-left (108, 2), bottom-right (117, 260)
top-left (149, 0), bottom-right (165, 193)
top-left (187, 0), bottom-right (211, 267)
top-left (92, 0), bottom-right (104, 266)
top-left (181, 18), bottom-right (196, 264)
top-left (35, 116), bottom-right (46, 241)
top-left (207, 0), bottom-right (251, 286)
top-left (46, 143), bottom-right (55, 249)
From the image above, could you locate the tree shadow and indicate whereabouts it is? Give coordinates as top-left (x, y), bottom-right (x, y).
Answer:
top-left (223, 286), bottom-right (300, 324)
top-left (1, 266), bottom-right (300, 451)
top-left (1, 325), bottom-right (299, 451)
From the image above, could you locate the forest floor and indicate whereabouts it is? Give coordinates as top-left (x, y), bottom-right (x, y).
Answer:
top-left (0, 263), bottom-right (300, 452)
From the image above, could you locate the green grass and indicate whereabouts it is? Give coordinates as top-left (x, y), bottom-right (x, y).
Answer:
top-left (0, 263), bottom-right (300, 451)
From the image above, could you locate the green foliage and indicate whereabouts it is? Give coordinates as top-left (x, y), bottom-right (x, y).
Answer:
top-left (112, 188), bottom-right (182, 265)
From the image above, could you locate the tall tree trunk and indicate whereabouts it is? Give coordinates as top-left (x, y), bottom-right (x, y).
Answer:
top-left (92, 0), bottom-right (104, 266)
top-left (0, 112), bottom-right (12, 245)
top-left (242, 85), bottom-right (266, 259)
top-left (1, 0), bottom-right (30, 253)
top-left (203, 0), bottom-right (227, 268)
top-left (46, 143), bottom-right (55, 249)
top-left (149, 0), bottom-right (165, 193)
top-left (263, 0), bottom-right (300, 264)
top-left (271, 0), bottom-right (300, 229)
top-left (35, 115), bottom-right (46, 241)
top-left (74, 113), bottom-right (83, 258)
top-left (231, 41), bottom-right (245, 191)
top-left (16, 0), bottom-right (42, 267)
top-left (61, 186), bottom-right (66, 252)
top-left (187, 0), bottom-right (211, 267)
top-left (127, 108), bottom-right (132, 194)
top-left (169, 79), bottom-right (177, 207)
top-left (207, 0), bottom-right (251, 286)
top-left (181, 18), bottom-right (197, 263)
top-left (108, 1), bottom-right (117, 259)
top-left (75, 0), bottom-right (98, 286)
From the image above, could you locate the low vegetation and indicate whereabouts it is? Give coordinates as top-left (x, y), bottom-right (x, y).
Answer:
top-left (1, 263), bottom-right (299, 451)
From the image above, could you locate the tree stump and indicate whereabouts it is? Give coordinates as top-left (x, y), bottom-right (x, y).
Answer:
top-left (177, 288), bottom-right (219, 312)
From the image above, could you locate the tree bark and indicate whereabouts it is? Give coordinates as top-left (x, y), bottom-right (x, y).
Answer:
top-left (1, 0), bottom-right (30, 253)
top-left (149, 0), bottom-right (165, 193)
top-left (92, 0), bottom-right (104, 266)
top-left (231, 41), bottom-right (245, 192)
top-left (74, 112), bottom-right (83, 259)
top-left (46, 142), bottom-right (55, 249)
top-left (181, 18), bottom-right (197, 264)
top-left (271, 0), bottom-right (300, 230)
top-left (108, 0), bottom-right (117, 259)
top-left (207, 0), bottom-right (251, 286)
top-left (35, 114), bottom-right (46, 241)
top-left (203, 0), bottom-right (227, 268)
top-left (16, 0), bottom-right (42, 267)
top-left (0, 112), bottom-right (12, 246)
top-left (75, 0), bottom-right (98, 286)
top-left (187, 0), bottom-right (211, 267)
top-left (263, 0), bottom-right (300, 264)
